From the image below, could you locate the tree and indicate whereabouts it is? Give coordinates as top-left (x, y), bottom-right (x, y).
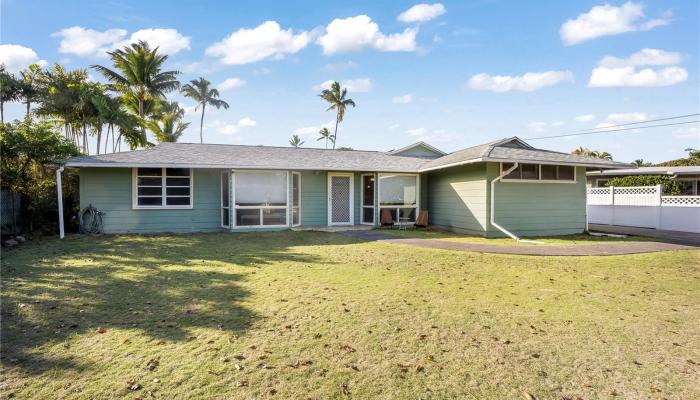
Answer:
top-left (316, 127), bottom-right (335, 149)
top-left (318, 81), bottom-right (355, 149)
top-left (0, 118), bottom-right (80, 232)
top-left (572, 147), bottom-right (613, 160)
top-left (633, 159), bottom-right (653, 167)
top-left (336, 146), bottom-right (353, 151)
top-left (91, 40), bottom-right (180, 136)
top-left (657, 149), bottom-right (700, 167)
top-left (0, 65), bottom-right (21, 123)
top-left (34, 64), bottom-right (88, 146)
top-left (289, 134), bottom-right (304, 148)
top-left (180, 77), bottom-right (229, 144)
top-left (18, 64), bottom-right (42, 116)
top-left (148, 101), bottom-right (190, 143)
top-left (605, 175), bottom-right (682, 196)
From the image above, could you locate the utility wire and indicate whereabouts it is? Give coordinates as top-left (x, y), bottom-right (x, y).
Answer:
top-left (525, 120), bottom-right (699, 140)
top-left (543, 113), bottom-right (698, 136)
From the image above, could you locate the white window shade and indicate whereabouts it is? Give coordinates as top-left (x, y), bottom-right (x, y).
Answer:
top-left (379, 175), bottom-right (417, 206)
top-left (235, 171), bottom-right (288, 206)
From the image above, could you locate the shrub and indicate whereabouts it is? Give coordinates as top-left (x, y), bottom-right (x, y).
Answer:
top-left (604, 175), bottom-right (682, 196)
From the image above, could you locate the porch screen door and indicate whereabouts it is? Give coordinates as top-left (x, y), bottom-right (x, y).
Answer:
top-left (329, 174), bottom-right (352, 225)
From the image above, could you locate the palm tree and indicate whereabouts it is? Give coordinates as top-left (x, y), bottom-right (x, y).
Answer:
top-left (91, 40), bottom-right (180, 134)
top-left (181, 77), bottom-right (229, 144)
top-left (18, 64), bottom-right (42, 116)
top-left (0, 66), bottom-right (21, 123)
top-left (148, 100), bottom-right (189, 143)
top-left (571, 146), bottom-right (593, 157)
top-left (633, 159), bottom-right (652, 167)
top-left (34, 64), bottom-right (89, 145)
top-left (289, 134), bottom-right (305, 148)
top-left (316, 127), bottom-right (335, 149)
top-left (593, 151), bottom-right (613, 160)
top-left (318, 81), bottom-right (355, 149)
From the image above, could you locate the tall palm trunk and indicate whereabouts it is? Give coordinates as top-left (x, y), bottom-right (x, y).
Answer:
top-left (1, 101), bottom-right (4, 123)
top-left (25, 101), bottom-right (30, 116)
top-left (199, 103), bottom-right (206, 144)
top-left (332, 113), bottom-right (340, 150)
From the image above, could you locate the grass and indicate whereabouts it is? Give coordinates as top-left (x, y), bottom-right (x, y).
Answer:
top-left (382, 228), bottom-right (655, 245)
top-left (1, 232), bottom-right (698, 399)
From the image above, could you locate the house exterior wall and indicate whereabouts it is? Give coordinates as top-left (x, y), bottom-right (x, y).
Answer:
top-left (79, 167), bottom-right (222, 233)
top-left (426, 163), bottom-right (489, 235)
top-left (485, 163), bottom-right (587, 237)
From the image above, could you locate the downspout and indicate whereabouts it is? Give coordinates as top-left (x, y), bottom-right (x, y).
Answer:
top-left (489, 162), bottom-right (543, 244)
top-left (56, 166), bottom-right (65, 239)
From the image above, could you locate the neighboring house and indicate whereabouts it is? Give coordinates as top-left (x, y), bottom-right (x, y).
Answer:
top-left (587, 166), bottom-right (700, 195)
top-left (63, 137), bottom-right (630, 237)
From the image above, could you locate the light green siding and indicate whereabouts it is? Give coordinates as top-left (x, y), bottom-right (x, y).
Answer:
top-left (299, 170), bottom-right (328, 226)
top-left (79, 167), bottom-right (222, 233)
top-left (426, 163), bottom-right (489, 234)
top-left (485, 163), bottom-right (587, 237)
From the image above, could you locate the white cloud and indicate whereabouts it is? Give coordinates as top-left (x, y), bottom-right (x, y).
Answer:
top-left (560, 2), bottom-right (671, 45)
top-left (673, 126), bottom-right (699, 140)
top-left (527, 122), bottom-right (548, 133)
top-left (388, 123), bottom-right (401, 131)
top-left (206, 21), bottom-right (310, 65)
top-left (406, 127), bottom-right (455, 142)
top-left (392, 94), bottom-right (413, 104)
top-left (53, 27), bottom-right (190, 58)
top-left (406, 127), bottom-right (428, 136)
top-left (321, 61), bottom-right (359, 72)
top-left (314, 78), bottom-right (372, 92)
top-left (115, 28), bottom-right (191, 55)
top-left (595, 112), bottom-right (650, 129)
top-left (53, 26), bottom-right (127, 57)
top-left (552, 121), bottom-right (565, 127)
top-left (468, 70), bottom-right (573, 92)
top-left (574, 114), bottom-right (595, 122)
top-left (217, 77), bottom-right (246, 92)
top-left (293, 120), bottom-right (335, 137)
top-left (317, 15), bottom-right (417, 54)
top-left (589, 48), bottom-right (687, 88)
top-left (253, 67), bottom-right (272, 75)
top-left (0, 44), bottom-right (47, 72)
top-left (398, 3), bottom-right (446, 23)
top-left (216, 117), bottom-right (257, 135)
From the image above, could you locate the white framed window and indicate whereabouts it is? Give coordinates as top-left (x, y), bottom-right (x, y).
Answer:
top-left (233, 170), bottom-right (289, 227)
top-left (501, 163), bottom-right (576, 183)
top-left (292, 172), bottom-right (301, 226)
top-left (361, 174), bottom-right (375, 225)
top-left (378, 173), bottom-right (419, 223)
top-left (221, 170), bottom-right (231, 227)
top-left (133, 167), bottom-right (193, 209)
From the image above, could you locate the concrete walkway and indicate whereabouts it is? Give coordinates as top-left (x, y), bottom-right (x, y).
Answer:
top-left (588, 224), bottom-right (700, 247)
top-left (341, 231), bottom-right (699, 256)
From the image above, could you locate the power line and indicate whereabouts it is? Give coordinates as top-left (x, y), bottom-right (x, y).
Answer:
top-left (525, 120), bottom-right (700, 140)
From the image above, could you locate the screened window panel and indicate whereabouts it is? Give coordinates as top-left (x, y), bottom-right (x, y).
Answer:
top-left (221, 172), bottom-right (230, 204)
top-left (222, 209), bottom-right (230, 226)
top-left (236, 209), bottom-right (261, 226)
top-left (502, 163), bottom-right (519, 179)
top-left (235, 171), bottom-right (287, 206)
top-left (521, 164), bottom-right (539, 180)
top-left (399, 207), bottom-right (416, 222)
top-left (138, 187), bottom-right (162, 196)
top-left (166, 197), bottom-right (190, 206)
top-left (167, 177), bottom-right (190, 186)
top-left (262, 209), bottom-right (287, 225)
top-left (137, 168), bottom-right (162, 176)
top-left (166, 187), bottom-right (190, 196)
top-left (557, 166), bottom-right (575, 180)
top-left (379, 175), bottom-right (417, 206)
top-left (362, 175), bottom-right (375, 206)
top-left (138, 197), bottom-right (162, 206)
top-left (541, 165), bottom-right (557, 180)
top-left (362, 207), bottom-right (374, 224)
top-left (292, 208), bottom-right (300, 225)
top-left (292, 174), bottom-right (300, 206)
top-left (166, 168), bottom-right (190, 176)
top-left (137, 177), bottom-right (162, 186)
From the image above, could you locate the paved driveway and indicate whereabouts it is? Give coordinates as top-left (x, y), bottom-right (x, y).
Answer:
top-left (341, 231), bottom-right (699, 256)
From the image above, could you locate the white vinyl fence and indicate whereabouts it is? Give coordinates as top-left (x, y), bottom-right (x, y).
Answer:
top-left (587, 185), bottom-right (700, 233)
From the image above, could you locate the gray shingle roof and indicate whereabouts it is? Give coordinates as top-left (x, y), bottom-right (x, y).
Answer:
top-left (65, 137), bottom-right (633, 172)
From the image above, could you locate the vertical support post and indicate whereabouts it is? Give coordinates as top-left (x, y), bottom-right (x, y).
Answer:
top-left (609, 186), bottom-right (615, 226)
top-left (56, 166), bottom-right (65, 239)
top-left (655, 184), bottom-right (662, 229)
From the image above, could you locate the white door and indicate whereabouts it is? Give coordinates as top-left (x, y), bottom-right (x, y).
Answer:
top-left (328, 173), bottom-right (354, 225)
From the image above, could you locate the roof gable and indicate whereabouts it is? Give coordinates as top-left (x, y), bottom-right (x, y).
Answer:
top-left (387, 141), bottom-right (445, 159)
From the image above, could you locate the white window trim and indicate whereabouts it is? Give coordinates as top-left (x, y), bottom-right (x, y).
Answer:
top-left (327, 172), bottom-right (355, 226)
top-left (377, 173), bottom-right (420, 224)
top-left (231, 170), bottom-right (290, 229)
top-left (500, 163), bottom-right (577, 184)
top-left (221, 170), bottom-right (231, 228)
top-left (292, 172), bottom-right (301, 227)
top-left (360, 173), bottom-right (376, 225)
top-left (132, 168), bottom-right (194, 210)
top-left (595, 178), bottom-right (610, 188)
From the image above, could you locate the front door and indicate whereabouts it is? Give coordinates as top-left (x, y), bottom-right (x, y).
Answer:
top-left (328, 173), bottom-right (353, 225)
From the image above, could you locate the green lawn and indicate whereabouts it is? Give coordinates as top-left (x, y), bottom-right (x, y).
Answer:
top-left (382, 228), bottom-right (655, 245)
top-left (2, 232), bottom-right (698, 399)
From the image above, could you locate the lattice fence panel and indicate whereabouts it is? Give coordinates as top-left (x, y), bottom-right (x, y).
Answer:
top-left (661, 196), bottom-right (700, 207)
top-left (586, 187), bottom-right (612, 205)
top-left (613, 186), bottom-right (660, 206)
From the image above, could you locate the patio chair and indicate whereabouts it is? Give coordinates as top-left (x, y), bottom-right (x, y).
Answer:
top-left (380, 209), bottom-right (394, 227)
top-left (414, 210), bottom-right (429, 229)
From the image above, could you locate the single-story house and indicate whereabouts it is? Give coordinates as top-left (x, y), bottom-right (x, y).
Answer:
top-left (62, 137), bottom-right (631, 238)
top-left (587, 166), bottom-right (700, 195)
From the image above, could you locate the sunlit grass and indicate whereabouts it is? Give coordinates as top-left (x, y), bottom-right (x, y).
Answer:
top-left (2, 232), bottom-right (698, 399)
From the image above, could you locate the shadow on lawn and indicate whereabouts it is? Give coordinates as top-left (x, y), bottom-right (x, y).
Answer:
top-left (1, 231), bottom-right (363, 375)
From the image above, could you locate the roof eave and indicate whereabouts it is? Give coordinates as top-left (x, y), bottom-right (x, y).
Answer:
top-left (63, 161), bottom-right (423, 173)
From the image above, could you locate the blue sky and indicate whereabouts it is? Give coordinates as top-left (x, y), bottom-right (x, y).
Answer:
top-left (1, 0), bottom-right (698, 162)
